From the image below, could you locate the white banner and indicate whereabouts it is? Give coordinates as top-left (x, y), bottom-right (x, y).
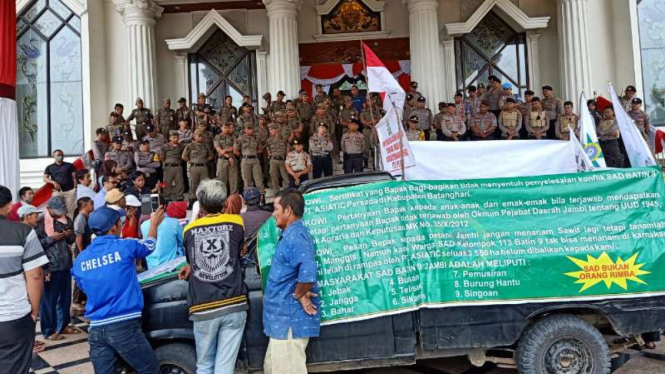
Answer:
top-left (608, 84), bottom-right (657, 167)
top-left (377, 106), bottom-right (416, 174)
top-left (404, 140), bottom-right (578, 180)
top-left (0, 98), bottom-right (20, 200)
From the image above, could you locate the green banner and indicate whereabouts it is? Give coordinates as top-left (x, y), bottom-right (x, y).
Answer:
top-left (258, 167), bottom-right (665, 325)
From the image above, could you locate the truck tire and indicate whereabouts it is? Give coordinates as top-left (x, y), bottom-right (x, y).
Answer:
top-left (516, 314), bottom-right (610, 374)
top-left (154, 342), bottom-right (197, 374)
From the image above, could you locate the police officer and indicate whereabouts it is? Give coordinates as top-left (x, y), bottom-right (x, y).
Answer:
top-left (628, 98), bottom-right (652, 141)
top-left (621, 86), bottom-right (638, 112)
top-left (175, 98), bottom-right (193, 128)
top-left (309, 122), bottom-right (334, 179)
top-left (105, 135), bottom-right (134, 176)
top-left (402, 94), bottom-right (415, 128)
top-left (453, 91), bottom-right (469, 124)
top-left (156, 98), bottom-right (176, 137)
top-left (266, 123), bottom-right (289, 191)
top-left (256, 115), bottom-right (271, 184)
top-left (296, 92), bottom-right (316, 137)
top-left (498, 98), bottom-right (522, 140)
top-left (339, 97), bottom-right (360, 134)
top-left (220, 95), bottom-right (238, 124)
top-left (214, 122), bottom-right (240, 195)
top-left (597, 106), bottom-right (626, 167)
top-left (408, 81), bottom-right (422, 103)
top-left (525, 97), bottom-right (549, 139)
top-left (121, 128), bottom-right (139, 153)
top-left (161, 131), bottom-right (185, 201)
top-left (360, 101), bottom-right (381, 168)
top-left (285, 139), bottom-right (312, 188)
top-left (483, 76), bottom-right (503, 118)
top-left (314, 84), bottom-right (328, 106)
top-left (143, 124), bottom-right (166, 153)
top-left (465, 86), bottom-right (481, 119)
top-left (441, 104), bottom-right (466, 141)
top-left (406, 116), bottom-right (426, 141)
top-left (92, 128), bottom-right (109, 162)
top-left (193, 93), bottom-right (215, 128)
top-left (541, 85), bottom-right (564, 139)
top-left (433, 102), bottom-right (447, 141)
top-left (234, 124), bottom-right (265, 191)
top-left (134, 140), bottom-right (161, 189)
top-left (126, 98), bottom-right (152, 140)
top-left (557, 101), bottom-right (580, 141)
top-left (108, 103), bottom-right (126, 136)
top-left (273, 111), bottom-right (293, 144)
top-left (237, 102), bottom-right (258, 129)
top-left (286, 104), bottom-right (303, 136)
top-left (518, 90), bottom-right (535, 138)
top-left (410, 96), bottom-right (434, 141)
top-left (269, 91), bottom-right (287, 120)
top-left (261, 92), bottom-right (272, 117)
top-left (470, 101), bottom-right (498, 141)
top-left (341, 118), bottom-right (365, 174)
top-left (182, 129), bottom-right (213, 198)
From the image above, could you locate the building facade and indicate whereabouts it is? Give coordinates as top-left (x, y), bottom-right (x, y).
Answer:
top-left (14, 0), bottom-right (664, 186)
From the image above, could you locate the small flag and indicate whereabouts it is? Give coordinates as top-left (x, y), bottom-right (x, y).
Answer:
top-left (362, 41), bottom-right (406, 114)
top-left (569, 125), bottom-right (594, 171)
top-left (608, 84), bottom-right (656, 167)
top-left (579, 92), bottom-right (606, 169)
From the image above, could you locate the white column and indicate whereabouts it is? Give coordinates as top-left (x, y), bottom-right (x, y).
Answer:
top-left (526, 31), bottom-right (542, 92)
top-left (441, 39), bottom-right (456, 101)
top-left (113, 0), bottom-right (163, 110)
top-left (173, 53), bottom-right (188, 100)
top-left (79, 9), bottom-right (93, 151)
top-left (556, 0), bottom-right (593, 102)
top-left (264, 0), bottom-right (302, 99)
top-left (256, 51), bottom-right (269, 101)
top-left (403, 0), bottom-right (444, 109)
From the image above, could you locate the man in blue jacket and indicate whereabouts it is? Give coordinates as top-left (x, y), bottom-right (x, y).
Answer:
top-left (72, 206), bottom-right (165, 374)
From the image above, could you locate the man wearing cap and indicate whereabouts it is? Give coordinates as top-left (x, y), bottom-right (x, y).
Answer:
top-left (518, 90), bottom-right (535, 137)
top-left (183, 130), bottom-right (214, 199)
top-left (408, 81), bottom-right (422, 103)
top-left (402, 93), bottom-right (416, 128)
top-left (441, 104), bottom-right (467, 141)
top-left (360, 101), bottom-right (381, 167)
top-left (176, 98), bottom-right (193, 128)
top-left (410, 96), bottom-right (434, 141)
top-left (541, 85), bottom-right (564, 139)
top-left (44, 150), bottom-right (78, 218)
top-left (270, 91), bottom-right (287, 120)
top-left (237, 102), bottom-right (258, 130)
top-left (235, 124), bottom-right (265, 192)
top-left (309, 122), bottom-right (334, 179)
top-left (407, 116), bottom-right (426, 141)
top-left (240, 187), bottom-right (272, 244)
top-left (36, 196), bottom-right (77, 341)
top-left (286, 104), bottom-right (302, 134)
top-left (126, 98), bottom-right (152, 140)
top-left (122, 129), bottom-right (139, 153)
top-left (628, 98), bottom-right (652, 141)
top-left (0, 186), bottom-right (49, 374)
top-left (465, 86), bottom-right (482, 119)
top-left (453, 91), bottom-right (469, 123)
top-left (194, 93), bottom-right (215, 127)
top-left (72, 206), bottom-right (165, 373)
top-left (286, 139), bottom-right (312, 188)
top-left (556, 101), bottom-right (580, 141)
top-left (92, 128), bottom-right (110, 163)
top-left (498, 82), bottom-right (520, 109)
top-left (155, 98), bottom-right (176, 137)
top-left (470, 101), bottom-right (498, 140)
top-left (525, 97), bottom-right (549, 140)
top-left (339, 97), bottom-right (360, 134)
top-left (161, 131), bottom-right (186, 201)
top-left (313, 84), bottom-right (328, 106)
top-left (483, 76), bottom-right (503, 117)
top-left (261, 92), bottom-right (273, 116)
top-left (106, 136), bottom-right (134, 177)
top-left (108, 103), bottom-right (126, 136)
top-left (219, 95), bottom-right (238, 124)
top-left (266, 123), bottom-right (290, 191)
top-left (18, 204), bottom-right (41, 227)
top-left (621, 86), bottom-right (638, 112)
top-left (143, 124), bottom-right (166, 153)
top-left (341, 118), bottom-right (365, 174)
top-left (498, 98), bottom-right (522, 140)
top-left (215, 122), bottom-right (240, 195)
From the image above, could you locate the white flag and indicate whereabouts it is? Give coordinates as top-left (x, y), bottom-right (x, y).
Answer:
top-left (578, 92), bottom-right (607, 168)
top-left (376, 106), bottom-right (416, 175)
top-left (608, 84), bottom-right (657, 167)
top-left (362, 42), bottom-right (406, 113)
top-left (569, 125), bottom-right (594, 171)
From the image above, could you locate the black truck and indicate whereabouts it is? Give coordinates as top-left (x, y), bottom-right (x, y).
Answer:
top-left (141, 172), bottom-right (665, 374)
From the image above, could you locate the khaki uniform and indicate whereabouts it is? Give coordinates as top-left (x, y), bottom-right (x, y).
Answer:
top-left (183, 141), bottom-right (212, 195)
top-left (498, 110), bottom-right (523, 138)
top-left (266, 135), bottom-right (289, 190)
top-left (341, 131), bottom-right (365, 174)
top-left (161, 143), bottom-right (185, 201)
top-left (406, 129), bottom-right (425, 141)
top-left (628, 109), bottom-right (651, 140)
top-left (441, 114), bottom-right (467, 139)
top-left (269, 101), bottom-right (286, 119)
top-left (105, 149), bottom-right (133, 172)
top-left (237, 114), bottom-right (258, 130)
top-left (143, 134), bottom-right (166, 153)
top-left (286, 117), bottom-right (301, 133)
top-left (556, 114), bottom-right (580, 140)
top-left (219, 105), bottom-right (238, 124)
top-left (126, 108), bottom-right (152, 139)
top-left (214, 133), bottom-right (239, 195)
top-left (175, 107), bottom-right (193, 127)
top-left (360, 108), bottom-right (381, 159)
top-left (338, 108), bottom-right (359, 133)
top-left (597, 118), bottom-right (625, 167)
top-left (525, 110), bottom-right (549, 138)
top-left (235, 134), bottom-right (264, 191)
top-left (107, 113), bottom-right (125, 136)
top-left (314, 93), bottom-right (328, 106)
top-left (296, 102), bottom-right (316, 133)
top-left (157, 108), bottom-right (176, 136)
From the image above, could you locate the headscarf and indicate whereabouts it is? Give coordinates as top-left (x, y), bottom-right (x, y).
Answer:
top-left (224, 194), bottom-right (243, 215)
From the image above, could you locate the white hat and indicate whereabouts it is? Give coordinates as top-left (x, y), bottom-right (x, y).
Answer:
top-left (125, 195), bottom-right (141, 207)
top-left (17, 204), bottom-right (40, 218)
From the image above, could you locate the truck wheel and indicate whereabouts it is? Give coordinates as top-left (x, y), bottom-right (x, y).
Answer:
top-left (154, 343), bottom-right (197, 374)
top-left (516, 314), bottom-right (610, 374)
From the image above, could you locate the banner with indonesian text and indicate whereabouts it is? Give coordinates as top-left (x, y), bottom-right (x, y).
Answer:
top-left (258, 168), bottom-right (665, 325)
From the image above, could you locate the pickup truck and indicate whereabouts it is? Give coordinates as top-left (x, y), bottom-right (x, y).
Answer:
top-left (140, 172), bottom-right (665, 374)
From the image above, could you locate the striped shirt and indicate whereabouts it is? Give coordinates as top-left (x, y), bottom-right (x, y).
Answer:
top-left (0, 216), bottom-right (49, 322)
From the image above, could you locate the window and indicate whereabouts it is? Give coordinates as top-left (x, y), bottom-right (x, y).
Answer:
top-left (16, 0), bottom-right (83, 158)
top-left (638, 0), bottom-right (665, 125)
top-left (455, 11), bottom-right (529, 97)
top-left (189, 30), bottom-right (257, 109)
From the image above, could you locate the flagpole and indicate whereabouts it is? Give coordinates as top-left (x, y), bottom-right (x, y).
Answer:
top-left (360, 41), bottom-right (380, 172)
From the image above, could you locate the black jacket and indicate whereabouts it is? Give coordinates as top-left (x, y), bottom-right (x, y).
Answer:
top-left (36, 216), bottom-right (75, 272)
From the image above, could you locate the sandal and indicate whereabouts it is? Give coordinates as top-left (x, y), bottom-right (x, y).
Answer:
top-left (46, 333), bottom-right (65, 341)
top-left (61, 326), bottom-right (81, 335)
top-left (33, 340), bottom-right (45, 353)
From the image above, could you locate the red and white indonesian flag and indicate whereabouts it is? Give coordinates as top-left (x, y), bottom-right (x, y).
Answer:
top-left (362, 42), bottom-right (406, 114)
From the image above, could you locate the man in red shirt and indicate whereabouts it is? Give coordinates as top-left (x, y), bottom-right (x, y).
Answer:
top-left (8, 187), bottom-right (35, 222)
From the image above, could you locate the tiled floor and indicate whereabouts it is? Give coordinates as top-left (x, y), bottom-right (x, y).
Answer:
top-left (30, 316), bottom-right (92, 374)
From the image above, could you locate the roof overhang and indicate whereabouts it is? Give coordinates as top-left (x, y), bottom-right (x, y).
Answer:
top-left (445, 0), bottom-right (550, 36)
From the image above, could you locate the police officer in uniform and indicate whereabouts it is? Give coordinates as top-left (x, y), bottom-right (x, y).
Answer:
top-left (483, 76), bottom-right (503, 118)
top-left (92, 128), bottom-right (109, 163)
top-left (108, 103), bottom-right (126, 136)
top-left (406, 116), bottom-right (426, 141)
top-left (597, 106), bottom-right (626, 167)
top-left (143, 124), bottom-right (166, 153)
top-left (621, 86), bottom-right (638, 112)
top-left (219, 95), bottom-right (238, 124)
top-left (296, 92), bottom-right (316, 138)
top-left (470, 101), bottom-right (498, 141)
top-left (541, 85), bottom-right (564, 139)
top-left (126, 98), bottom-right (152, 140)
top-left (182, 129), bottom-right (213, 198)
top-left (134, 140), bottom-right (161, 189)
top-left (338, 97), bottom-right (360, 134)
top-left (454, 91), bottom-right (469, 124)
top-left (525, 97), bottom-right (550, 139)
top-left (402, 94), bottom-right (415, 128)
top-left (121, 129), bottom-right (139, 153)
top-left (441, 104), bottom-right (466, 141)
top-left (193, 93), bottom-right (215, 128)
top-left (408, 81), bottom-right (422, 103)
top-left (234, 124), bottom-right (265, 192)
top-left (237, 102), bottom-right (258, 129)
top-left (465, 86), bottom-right (481, 119)
top-left (309, 122), bottom-right (334, 179)
top-left (106, 135), bottom-right (134, 176)
top-left (341, 118), bottom-right (365, 174)
top-left (518, 90), bottom-right (535, 138)
top-left (256, 115), bottom-right (271, 183)
top-left (285, 104), bottom-right (303, 138)
top-left (628, 98), bottom-right (652, 141)
top-left (269, 91), bottom-right (287, 120)
top-left (161, 131), bottom-right (185, 201)
top-left (175, 98), bottom-right (193, 128)
top-left (498, 98), bottom-right (522, 140)
top-left (155, 98), bottom-right (176, 137)
top-left (557, 101), bottom-right (580, 141)
top-left (285, 139), bottom-right (312, 188)
top-left (273, 111), bottom-right (293, 144)
top-left (360, 101), bottom-right (381, 168)
top-left (433, 102), bottom-right (447, 141)
top-left (266, 123), bottom-right (289, 191)
top-left (214, 122), bottom-right (240, 195)
top-left (410, 96), bottom-right (434, 141)
top-left (314, 84), bottom-right (328, 106)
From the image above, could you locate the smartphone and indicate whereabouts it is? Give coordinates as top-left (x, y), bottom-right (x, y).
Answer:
top-left (150, 194), bottom-right (161, 212)
top-left (141, 195), bottom-right (152, 216)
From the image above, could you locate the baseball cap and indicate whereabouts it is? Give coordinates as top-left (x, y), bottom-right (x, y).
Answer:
top-left (502, 83), bottom-right (512, 90)
top-left (243, 187), bottom-right (261, 204)
top-left (105, 188), bottom-right (124, 205)
top-left (125, 195), bottom-right (141, 207)
top-left (47, 196), bottom-right (67, 216)
top-left (18, 204), bottom-right (40, 218)
top-left (89, 206), bottom-right (123, 235)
